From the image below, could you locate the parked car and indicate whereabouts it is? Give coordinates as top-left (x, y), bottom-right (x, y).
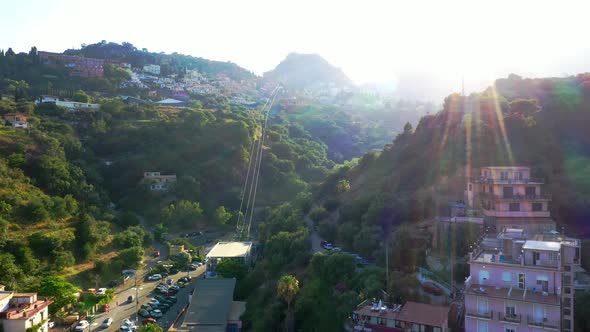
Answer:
top-left (154, 250), bottom-right (160, 257)
top-left (176, 281), bottom-right (186, 288)
top-left (74, 320), bottom-right (90, 331)
top-left (140, 304), bottom-right (153, 311)
top-left (98, 304), bottom-right (110, 312)
top-left (108, 280), bottom-right (118, 288)
top-left (422, 282), bottom-right (444, 296)
top-left (161, 272), bottom-right (168, 278)
top-left (167, 296), bottom-right (178, 303)
top-left (154, 295), bottom-right (166, 302)
top-left (127, 295), bottom-right (134, 303)
top-left (169, 268), bottom-right (179, 274)
top-left (138, 309), bottom-right (151, 317)
top-left (96, 288), bottom-right (107, 295)
top-left (178, 276), bottom-right (191, 283)
top-left (150, 309), bottom-right (163, 318)
top-left (159, 303), bottom-right (170, 312)
top-left (167, 278), bottom-right (173, 285)
top-left (188, 265), bottom-right (197, 271)
top-left (101, 318), bottom-right (113, 328)
top-left (150, 298), bottom-right (160, 305)
top-left (142, 318), bottom-right (157, 325)
top-left (148, 274), bottom-right (162, 281)
top-left (120, 319), bottom-right (137, 331)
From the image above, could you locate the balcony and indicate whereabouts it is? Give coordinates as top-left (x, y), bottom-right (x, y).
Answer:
top-left (465, 309), bottom-right (493, 320)
top-left (479, 193), bottom-right (552, 201)
top-left (470, 177), bottom-right (544, 184)
top-left (499, 312), bottom-right (521, 324)
top-left (527, 316), bottom-right (559, 330)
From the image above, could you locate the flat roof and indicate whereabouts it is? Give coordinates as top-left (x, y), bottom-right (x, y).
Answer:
top-left (182, 278), bottom-right (236, 331)
top-left (354, 301), bottom-right (449, 328)
top-left (206, 242), bottom-right (252, 258)
top-left (523, 240), bottom-right (561, 252)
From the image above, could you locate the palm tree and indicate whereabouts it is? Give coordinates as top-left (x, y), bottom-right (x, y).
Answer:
top-left (277, 275), bottom-right (299, 332)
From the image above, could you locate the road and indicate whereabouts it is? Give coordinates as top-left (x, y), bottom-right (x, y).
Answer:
top-left (90, 266), bottom-right (205, 331)
top-left (305, 214), bottom-right (325, 253)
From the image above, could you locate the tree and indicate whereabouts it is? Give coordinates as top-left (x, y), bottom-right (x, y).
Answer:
top-left (336, 179), bottom-right (351, 193)
top-left (72, 90), bottom-right (91, 103)
top-left (0, 217), bottom-right (8, 247)
top-left (161, 200), bottom-right (203, 227)
top-left (7, 80), bottom-right (29, 102)
top-left (277, 275), bottom-right (299, 332)
top-left (117, 246), bottom-right (144, 268)
top-left (37, 276), bottom-right (78, 314)
top-left (141, 323), bottom-right (163, 332)
top-left (214, 206), bottom-right (232, 225)
top-left (216, 259), bottom-right (248, 280)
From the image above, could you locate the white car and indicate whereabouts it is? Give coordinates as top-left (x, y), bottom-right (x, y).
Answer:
top-left (119, 319), bottom-right (137, 331)
top-left (74, 320), bottom-right (90, 331)
top-left (96, 287), bottom-right (107, 295)
top-left (48, 321), bottom-right (55, 328)
top-left (101, 318), bottom-right (113, 328)
top-left (149, 298), bottom-right (160, 305)
top-left (150, 309), bottom-right (163, 318)
top-left (148, 274), bottom-right (162, 281)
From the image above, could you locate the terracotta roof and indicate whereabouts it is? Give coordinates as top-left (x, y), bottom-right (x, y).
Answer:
top-left (354, 301), bottom-right (449, 328)
top-left (395, 302), bottom-right (449, 327)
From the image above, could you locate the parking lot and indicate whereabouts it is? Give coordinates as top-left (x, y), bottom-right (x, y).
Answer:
top-left (87, 266), bottom-right (205, 331)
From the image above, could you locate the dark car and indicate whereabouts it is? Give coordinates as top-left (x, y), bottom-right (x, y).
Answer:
top-left (159, 303), bottom-right (170, 312)
top-left (422, 282), bottom-right (444, 296)
top-left (98, 304), bottom-right (110, 312)
top-left (169, 268), bottom-right (179, 274)
top-left (108, 280), bottom-right (119, 288)
top-left (167, 296), bottom-right (178, 303)
top-left (178, 276), bottom-right (191, 283)
top-left (127, 295), bottom-right (134, 303)
top-left (138, 309), bottom-right (150, 317)
top-left (161, 272), bottom-right (168, 278)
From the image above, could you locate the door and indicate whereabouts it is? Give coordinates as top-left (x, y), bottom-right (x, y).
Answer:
top-left (533, 304), bottom-right (544, 322)
top-left (503, 186), bottom-right (513, 198)
top-left (477, 297), bottom-right (489, 315)
top-left (525, 186), bottom-right (536, 197)
top-left (518, 273), bottom-right (526, 289)
top-left (533, 251), bottom-right (540, 265)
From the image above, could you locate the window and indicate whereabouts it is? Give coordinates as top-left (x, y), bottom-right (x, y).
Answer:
top-left (509, 203), bottom-right (520, 211)
top-left (501, 171), bottom-right (508, 180)
top-left (379, 317), bottom-right (387, 325)
top-left (518, 273), bottom-right (526, 289)
top-left (505, 327), bottom-right (516, 332)
top-left (564, 319), bottom-right (571, 330)
top-left (515, 172), bottom-right (523, 180)
top-left (479, 270), bottom-right (490, 284)
top-left (536, 276), bottom-right (549, 292)
top-left (564, 308), bottom-right (571, 316)
top-left (433, 328), bottom-right (441, 332)
top-left (477, 320), bottom-right (488, 332)
top-left (564, 298), bottom-right (571, 307)
top-left (489, 185), bottom-right (493, 193)
top-left (565, 276), bottom-right (572, 285)
top-left (411, 323), bottom-right (419, 332)
top-left (505, 303), bottom-right (516, 318)
top-left (525, 186), bottom-right (536, 197)
top-left (503, 186), bottom-right (514, 198)
top-left (501, 272), bottom-right (512, 283)
top-left (565, 265), bottom-right (571, 272)
top-left (548, 252), bottom-right (558, 261)
top-left (532, 203), bottom-right (543, 211)
top-left (469, 183), bottom-right (472, 191)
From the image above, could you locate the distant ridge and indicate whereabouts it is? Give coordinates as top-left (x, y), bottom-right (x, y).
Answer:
top-left (263, 53), bottom-right (354, 91)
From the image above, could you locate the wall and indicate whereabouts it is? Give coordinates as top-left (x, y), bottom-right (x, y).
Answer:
top-left (470, 261), bottom-right (561, 294)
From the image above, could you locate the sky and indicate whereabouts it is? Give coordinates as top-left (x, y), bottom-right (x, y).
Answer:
top-left (2, 0), bottom-right (590, 100)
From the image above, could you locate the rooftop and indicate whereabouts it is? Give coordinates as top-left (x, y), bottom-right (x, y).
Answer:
top-left (522, 240), bottom-right (561, 252)
top-left (0, 298), bottom-right (53, 320)
top-left (206, 242), bottom-right (252, 258)
top-left (354, 301), bottom-right (449, 328)
top-left (181, 278), bottom-right (237, 332)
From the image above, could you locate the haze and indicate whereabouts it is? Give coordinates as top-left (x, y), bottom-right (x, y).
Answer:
top-left (3, 0), bottom-right (590, 100)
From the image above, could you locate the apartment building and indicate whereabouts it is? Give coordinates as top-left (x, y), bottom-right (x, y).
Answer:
top-left (39, 51), bottom-right (104, 77)
top-left (465, 228), bottom-right (580, 332)
top-left (0, 291), bottom-right (53, 332)
top-left (143, 64), bottom-right (161, 75)
top-left (466, 166), bottom-right (555, 233)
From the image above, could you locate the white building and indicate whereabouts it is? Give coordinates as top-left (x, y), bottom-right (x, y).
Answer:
top-left (0, 290), bottom-right (53, 332)
top-left (206, 242), bottom-right (253, 272)
top-left (143, 64), bottom-right (161, 75)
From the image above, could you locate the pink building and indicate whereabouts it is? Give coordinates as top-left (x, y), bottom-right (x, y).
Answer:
top-left (466, 166), bottom-right (555, 233)
top-left (465, 229), bottom-right (579, 332)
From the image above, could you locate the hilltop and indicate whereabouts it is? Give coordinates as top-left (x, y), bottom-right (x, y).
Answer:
top-left (263, 53), bottom-right (354, 91)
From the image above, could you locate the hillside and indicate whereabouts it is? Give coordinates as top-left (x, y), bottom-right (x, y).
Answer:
top-left (310, 73), bottom-right (590, 265)
top-left (263, 53), bottom-right (354, 91)
top-left (65, 41), bottom-right (256, 81)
